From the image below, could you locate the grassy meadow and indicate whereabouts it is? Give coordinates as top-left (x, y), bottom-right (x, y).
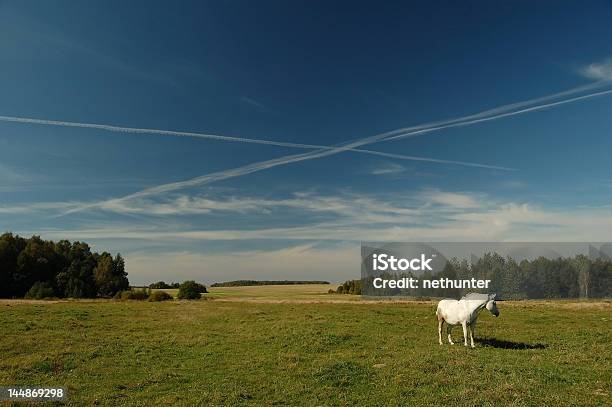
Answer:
top-left (1, 285), bottom-right (610, 406)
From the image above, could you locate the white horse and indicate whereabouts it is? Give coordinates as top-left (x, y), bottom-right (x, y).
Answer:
top-left (436, 293), bottom-right (499, 348)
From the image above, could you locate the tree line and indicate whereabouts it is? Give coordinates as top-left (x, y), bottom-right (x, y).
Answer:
top-left (148, 281), bottom-right (181, 289)
top-left (211, 280), bottom-right (330, 287)
top-left (127, 281), bottom-right (207, 301)
top-left (0, 233), bottom-right (129, 299)
top-left (148, 280), bottom-right (207, 293)
top-left (359, 252), bottom-right (612, 299)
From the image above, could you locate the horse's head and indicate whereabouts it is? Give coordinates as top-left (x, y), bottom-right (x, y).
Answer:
top-left (486, 294), bottom-right (499, 317)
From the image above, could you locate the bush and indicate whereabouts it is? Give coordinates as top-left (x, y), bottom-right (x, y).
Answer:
top-left (194, 282), bottom-right (208, 293)
top-left (119, 288), bottom-right (149, 300)
top-left (334, 280), bottom-right (361, 295)
top-left (25, 282), bottom-right (55, 299)
top-left (148, 290), bottom-right (173, 302)
top-left (177, 281), bottom-right (202, 299)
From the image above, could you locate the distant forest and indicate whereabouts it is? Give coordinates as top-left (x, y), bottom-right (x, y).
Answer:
top-left (211, 280), bottom-right (330, 287)
top-left (0, 233), bottom-right (129, 299)
top-left (361, 252), bottom-right (612, 299)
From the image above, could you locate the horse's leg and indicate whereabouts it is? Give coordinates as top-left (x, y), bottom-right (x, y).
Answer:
top-left (462, 321), bottom-right (469, 347)
top-left (438, 319), bottom-right (444, 345)
top-left (469, 321), bottom-right (477, 348)
top-left (446, 324), bottom-right (454, 345)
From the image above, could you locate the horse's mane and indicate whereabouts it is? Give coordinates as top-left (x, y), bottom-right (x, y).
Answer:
top-left (460, 292), bottom-right (492, 301)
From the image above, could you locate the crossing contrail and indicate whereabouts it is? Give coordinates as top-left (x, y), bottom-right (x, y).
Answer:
top-left (0, 114), bottom-right (514, 171)
top-left (2, 80), bottom-right (610, 176)
top-left (2, 81), bottom-right (610, 152)
top-left (65, 81), bottom-right (611, 210)
top-left (3, 81), bottom-right (610, 214)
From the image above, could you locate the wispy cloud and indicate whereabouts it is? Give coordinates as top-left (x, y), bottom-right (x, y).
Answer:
top-left (28, 196), bottom-right (612, 243)
top-left (499, 180), bottom-right (526, 189)
top-left (0, 163), bottom-right (32, 184)
top-left (13, 180), bottom-right (612, 283)
top-left (38, 190), bottom-right (419, 223)
top-left (421, 189), bottom-right (480, 208)
top-left (581, 58), bottom-right (612, 82)
top-left (46, 195), bottom-right (612, 284)
top-left (0, 201), bottom-right (76, 214)
top-left (370, 162), bottom-right (406, 175)
top-left (240, 96), bottom-right (270, 112)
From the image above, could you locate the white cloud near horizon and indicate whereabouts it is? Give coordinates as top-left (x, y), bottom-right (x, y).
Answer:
top-left (10, 185), bottom-right (612, 283)
top-left (29, 200), bottom-right (612, 285)
top-left (18, 189), bottom-right (612, 243)
top-left (420, 189), bottom-right (480, 208)
top-left (1, 190), bottom-right (421, 223)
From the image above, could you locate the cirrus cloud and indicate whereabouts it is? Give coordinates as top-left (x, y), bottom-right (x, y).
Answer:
top-left (581, 58), bottom-right (612, 81)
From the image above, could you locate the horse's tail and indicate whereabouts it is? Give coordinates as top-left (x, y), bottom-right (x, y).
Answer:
top-left (435, 303), bottom-right (443, 321)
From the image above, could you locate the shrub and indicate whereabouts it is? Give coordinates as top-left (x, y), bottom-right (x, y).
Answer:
top-left (177, 281), bottom-right (202, 299)
top-left (119, 288), bottom-right (149, 300)
top-left (194, 282), bottom-right (208, 293)
top-left (328, 289), bottom-right (335, 294)
top-left (333, 280), bottom-right (361, 295)
top-left (25, 282), bottom-right (55, 299)
top-left (148, 290), bottom-right (173, 302)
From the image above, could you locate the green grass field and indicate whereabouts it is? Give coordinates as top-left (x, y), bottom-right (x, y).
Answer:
top-left (1, 286), bottom-right (610, 406)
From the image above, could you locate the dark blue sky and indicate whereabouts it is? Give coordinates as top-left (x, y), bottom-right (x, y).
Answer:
top-left (1, 1), bottom-right (612, 283)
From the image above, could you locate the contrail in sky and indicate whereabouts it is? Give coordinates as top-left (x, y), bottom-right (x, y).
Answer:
top-left (0, 114), bottom-right (327, 149)
top-left (0, 115), bottom-right (511, 170)
top-left (331, 81), bottom-right (612, 146)
top-left (2, 81), bottom-right (609, 153)
top-left (381, 86), bottom-right (612, 143)
top-left (60, 81), bottom-right (612, 214)
top-left (2, 81), bottom-right (609, 167)
top-left (2, 81), bottom-right (611, 214)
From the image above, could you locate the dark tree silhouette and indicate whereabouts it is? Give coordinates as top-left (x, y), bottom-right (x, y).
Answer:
top-left (0, 233), bottom-right (129, 299)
